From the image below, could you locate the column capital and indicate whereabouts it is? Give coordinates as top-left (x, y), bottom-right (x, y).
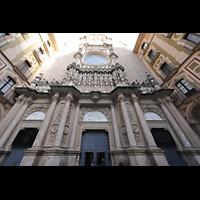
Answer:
top-left (52, 93), bottom-right (59, 102)
top-left (165, 96), bottom-right (173, 105)
top-left (65, 93), bottom-right (73, 102)
top-left (76, 102), bottom-right (80, 108)
top-left (15, 94), bottom-right (24, 104)
top-left (156, 98), bottom-right (165, 106)
top-left (131, 93), bottom-right (138, 103)
top-left (117, 93), bottom-right (125, 102)
top-left (110, 103), bottom-right (115, 109)
top-left (24, 97), bottom-right (33, 106)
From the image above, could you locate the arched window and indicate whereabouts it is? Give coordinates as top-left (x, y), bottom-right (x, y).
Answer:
top-left (0, 76), bottom-right (15, 95)
top-left (26, 111), bottom-right (45, 120)
top-left (144, 112), bottom-right (163, 120)
top-left (83, 111), bottom-right (107, 122)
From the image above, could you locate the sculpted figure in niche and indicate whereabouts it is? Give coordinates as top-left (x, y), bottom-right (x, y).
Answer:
top-left (112, 70), bottom-right (118, 84)
top-left (104, 73), bottom-right (110, 86)
top-left (88, 72), bottom-right (93, 85)
top-left (66, 68), bottom-right (73, 81)
top-left (73, 70), bottom-right (79, 83)
top-left (94, 72), bottom-right (99, 85)
top-left (35, 81), bottom-right (51, 93)
top-left (118, 68), bottom-right (125, 81)
top-left (99, 72), bottom-right (104, 86)
top-left (78, 72), bottom-right (83, 83)
top-left (108, 73), bottom-right (114, 86)
top-left (82, 72), bottom-right (87, 85)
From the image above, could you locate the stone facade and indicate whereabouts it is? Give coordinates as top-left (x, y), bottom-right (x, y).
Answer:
top-left (1, 34), bottom-right (200, 166)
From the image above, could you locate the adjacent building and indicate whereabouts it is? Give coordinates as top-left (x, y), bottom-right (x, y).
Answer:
top-left (133, 33), bottom-right (200, 136)
top-left (0, 33), bottom-right (56, 121)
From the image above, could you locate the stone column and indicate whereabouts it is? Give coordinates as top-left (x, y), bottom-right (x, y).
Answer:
top-left (110, 103), bottom-right (121, 149)
top-left (0, 95), bottom-right (24, 137)
top-left (158, 98), bottom-right (192, 148)
top-left (131, 94), bottom-right (157, 147)
top-left (165, 97), bottom-right (200, 147)
top-left (53, 93), bottom-right (73, 147)
top-left (117, 94), bottom-right (136, 147)
top-left (131, 94), bottom-right (168, 166)
top-left (32, 93), bottom-right (59, 148)
top-left (0, 97), bottom-right (32, 148)
top-left (69, 102), bottom-right (80, 149)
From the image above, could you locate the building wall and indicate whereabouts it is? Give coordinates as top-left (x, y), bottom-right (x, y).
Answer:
top-left (134, 33), bottom-right (200, 135)
top-left (0, 33), bottom-right (54, 121)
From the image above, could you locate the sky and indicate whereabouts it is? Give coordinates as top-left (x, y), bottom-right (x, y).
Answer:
top-left (54, 33), bottom-right (139, 51)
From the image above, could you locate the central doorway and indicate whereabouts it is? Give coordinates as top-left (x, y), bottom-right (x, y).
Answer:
top-left (79, 130), bottom-right (111, 166)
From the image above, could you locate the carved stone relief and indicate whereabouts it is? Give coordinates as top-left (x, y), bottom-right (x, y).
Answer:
top-left (115, 103), bottom-right (129, 147)
top-left (140, 103), bottom-right (166, 120)
top-left (80, 106), bottom-right (111, 122)
top-left (125, 101), bottom-right (142, 145)
top-left (23, 103), bottom-right (49, 120)
top-left (47, 102), bottom-right (65, 146)
top-left (61, 104), bottom-right (75, 147)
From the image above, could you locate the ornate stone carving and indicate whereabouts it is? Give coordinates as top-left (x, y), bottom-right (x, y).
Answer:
top-left (140, 103), bottom-right (166, 120)
top-left (23, 103), bottom-right (49, 120)
top-left (125, 101), bottom-right (142, 145)
top-left (61, 104), bottom-right (75, 147)
top-left (115, 103), bottom-right (129, 147)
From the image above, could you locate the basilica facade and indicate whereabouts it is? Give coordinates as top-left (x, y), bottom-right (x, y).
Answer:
top-left (1, 34), bottom-right (200, 166)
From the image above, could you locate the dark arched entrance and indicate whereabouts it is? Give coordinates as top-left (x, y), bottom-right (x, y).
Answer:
top-left (151, 128), bottom-right (185, 166)
top-left (3, 128), bottom-right (38, 166)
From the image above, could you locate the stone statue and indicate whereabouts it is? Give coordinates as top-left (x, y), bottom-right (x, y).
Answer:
top-left (35, 81), bottom-right (51, 93)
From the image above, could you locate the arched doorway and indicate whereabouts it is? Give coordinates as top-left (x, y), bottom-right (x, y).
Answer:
top-left (79, 130), bottom-right (111, 166)
top-left (3, 128), bottom-right (38, 166)
top-left (79, 110), bottom-right (111, 166)
top-left (151, 128), bottom-right (185, 166)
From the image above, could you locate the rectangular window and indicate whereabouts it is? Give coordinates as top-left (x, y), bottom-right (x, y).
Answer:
top-left (148, 50), bottom-right (155, 60)
top-left (160, 62), bottom-right (173, 76)
top-left (18, 60), bottom-right (31, 74)
top-left (0, 33), bottom-right (9, 38)
top-left (176, 78), bottom-right (197, 98)
top-left (185, 33), bottom-right (200, 44)
top-left (0, 76), bottom-right (15, 95)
